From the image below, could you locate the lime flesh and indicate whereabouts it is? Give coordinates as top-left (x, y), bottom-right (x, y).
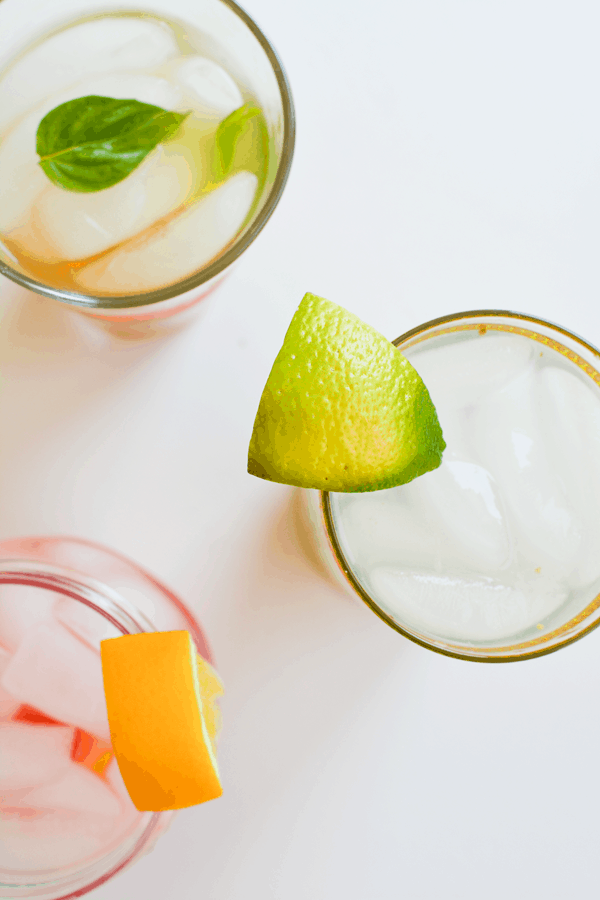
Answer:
top-left (248, 293), bottom-right (445, 492)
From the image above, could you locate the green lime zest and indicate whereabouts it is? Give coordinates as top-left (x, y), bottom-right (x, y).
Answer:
top-left (248, 293), bottom-right (445, 493)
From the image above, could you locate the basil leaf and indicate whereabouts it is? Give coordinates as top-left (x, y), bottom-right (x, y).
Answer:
top-left (213, 103), bottom-right (269, 185)
top-left (36, 95), bottom-right (189, 193)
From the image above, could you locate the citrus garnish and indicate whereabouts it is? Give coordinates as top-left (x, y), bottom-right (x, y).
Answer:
top-left (100, 630), bottom-right (223, 812)
top-left (248, 293), bottom-right (445, 492)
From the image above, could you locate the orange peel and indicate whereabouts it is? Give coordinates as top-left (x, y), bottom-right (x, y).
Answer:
top-left (100, 630), bottom-right (222, 812)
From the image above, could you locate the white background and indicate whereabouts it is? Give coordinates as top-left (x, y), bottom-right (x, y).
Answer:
top-left (2, 0), bottom-right (600, 897)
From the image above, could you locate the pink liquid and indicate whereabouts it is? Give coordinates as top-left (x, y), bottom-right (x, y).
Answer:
top-left (0, 536), bottom-right (213, 899)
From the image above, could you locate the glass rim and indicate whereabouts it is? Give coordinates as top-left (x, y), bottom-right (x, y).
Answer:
top-left (321, 308), bottom-right (600, 663)
top-left (0, 0), bottom-right (296, 310)
top-left (0, 557), bottom-right (167, 899)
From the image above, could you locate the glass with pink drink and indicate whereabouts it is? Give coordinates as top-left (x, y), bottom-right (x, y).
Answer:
top-left (0, 536), bottom-right (213, 899)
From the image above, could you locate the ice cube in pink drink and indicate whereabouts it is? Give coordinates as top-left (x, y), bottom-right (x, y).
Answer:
top-left (0, 585), bottom-right (56, 652)
top-left (1, 620), bottom-right (110, 740)
top-left (0, 647), bottom-right (18, 719)
top-left (22, 762), bottom-right (121, 817)
top-left (0, 808), bottom-right (114, 870)
top-left (0, 723), bottom-right (73, 791)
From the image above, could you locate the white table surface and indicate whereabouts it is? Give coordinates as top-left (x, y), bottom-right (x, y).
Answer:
top-left (2, 1), bottom-right (600, 897)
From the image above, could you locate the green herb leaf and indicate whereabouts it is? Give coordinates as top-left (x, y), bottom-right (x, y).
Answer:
top-left (36, 96), bottom-right (189, 193)
top-left (213, 103), bottom-right (269, 184)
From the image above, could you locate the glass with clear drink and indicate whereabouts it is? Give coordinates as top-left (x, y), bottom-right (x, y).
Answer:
top-left (305, 311), bottom-right (600, 661)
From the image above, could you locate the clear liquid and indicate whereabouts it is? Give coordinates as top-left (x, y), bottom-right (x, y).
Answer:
top-left (329, 325), bottom-right (600, 647)
top-left (0, 13), bottom-right (269, 295)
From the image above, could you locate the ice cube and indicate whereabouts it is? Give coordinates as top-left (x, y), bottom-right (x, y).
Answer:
top-left (22, 762), bottom-right (121, 817)
top-left (0, 103), bottom-right (51, 234)
top-left (368, 568), bottom-right (564, 642)
top-left (0, 723), bottom-right (72, 790)
top-left (0, 72), bottom-right (184, 237)
top-left (0, 151), bottom-right (49, 234)
top-left (65, 71), bottom-right (184, 111)
top-left (416, 458), bottom-right (512, 573)
top-left (0, 648), bottom-right (18, 719)
top-left (1, 620), bottom-right (111, 741)
top-left (32, 145), bottom-right (193, 261)
top-left (55, 598), bottom-right (119, 651)
top-left (0, 585), bottom-right (57, 653)
top-left (0, 18), bottom-right (180, 131)
top-left (471, 367), bottom-right (584, 576)
top-left (74, 171), bottom-right (258, 293)
top-left (169, 55), bottom-right (244, 118)
top-left (333, 489), bottom-right (445, 573)
top-left (334, 455), bottom-right (511, 577)
top-left (0, 808), bottom-right (113, 870)
top-left (535, 365), bottom-right (600, 586)
top-left (407, 330), bottom-right (535, 413)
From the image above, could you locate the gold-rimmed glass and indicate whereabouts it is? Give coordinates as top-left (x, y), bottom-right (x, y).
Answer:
top-left (308, 310), bottom-right (600, 662)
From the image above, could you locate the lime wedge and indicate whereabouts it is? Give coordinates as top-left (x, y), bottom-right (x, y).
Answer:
top-left (248, 293), bottom-right (445, 492)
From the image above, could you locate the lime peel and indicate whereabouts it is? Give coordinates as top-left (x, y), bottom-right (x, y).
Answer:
top-left (248, 293), bottom-right (445, 492)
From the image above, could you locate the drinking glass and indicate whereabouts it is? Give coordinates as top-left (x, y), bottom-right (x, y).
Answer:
top-left (0, 0), bottom-right (295, 335)
top-left (305, 310), bottom-right (600, 662)
top-left (0, 535), bottom-right (213, 899)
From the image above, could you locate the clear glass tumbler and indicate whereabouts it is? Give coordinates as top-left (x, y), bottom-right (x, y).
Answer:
top-left (305, 310), bottom-right (600, 662)
top-left (0, 0), bottom-right (295, 334)
top-left (0, 535), bottom-right (213, 899)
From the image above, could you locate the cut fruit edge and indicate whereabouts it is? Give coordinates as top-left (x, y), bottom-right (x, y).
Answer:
top-left (100, 631), bottom-right (224, 812)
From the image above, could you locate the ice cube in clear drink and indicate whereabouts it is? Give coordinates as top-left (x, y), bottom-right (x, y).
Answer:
top-left (336, 455), bottom-right (510, 577)
top-left (368, 567), bottom-right (562, 641)
top-left (535, 365), bottom-right (600, 586)
top-left (334, 489), bottom-right (442, 572)
top-left (409, 331), bottom-right (535, 411)
top-left (471, 366), bottom-right (583, 577)
top-left (415, 458), bottom-right (511, 573)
